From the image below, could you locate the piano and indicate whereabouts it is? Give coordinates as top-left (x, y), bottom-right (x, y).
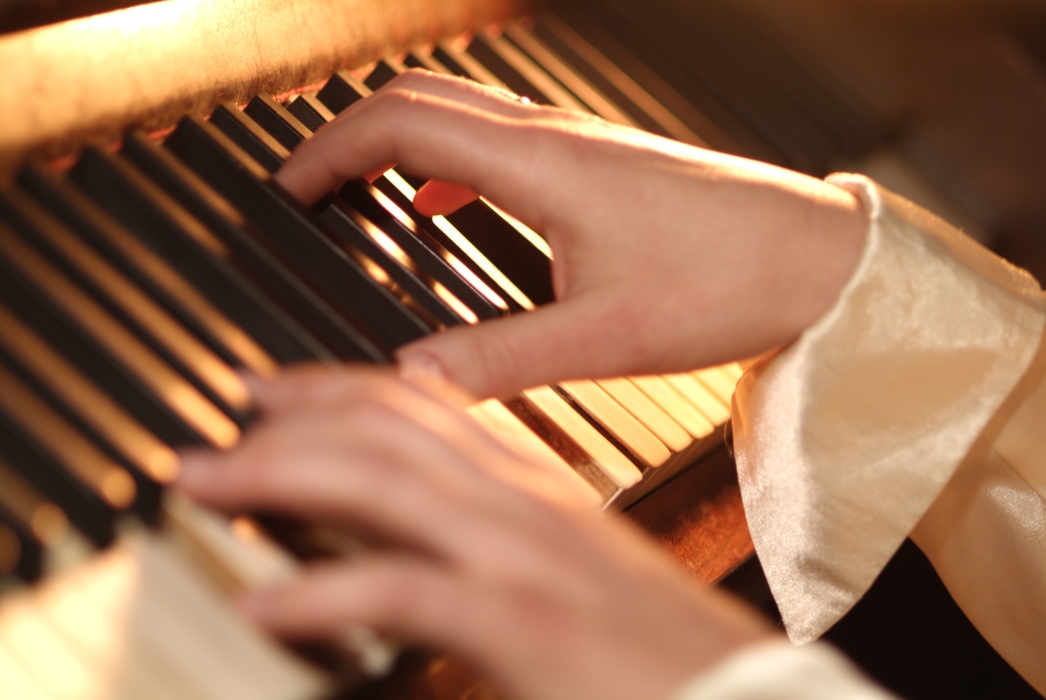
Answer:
top-left (0, 1), bottom-right (756, 698)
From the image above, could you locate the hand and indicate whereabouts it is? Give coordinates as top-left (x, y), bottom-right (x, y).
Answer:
top-left (275, 70), bottom-right (868, 399)
top-left (177, 367), bottom-right (773, 700)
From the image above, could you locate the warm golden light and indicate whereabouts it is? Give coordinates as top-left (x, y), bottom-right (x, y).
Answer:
top-left (371, 175), bottom-right (509, 311)
top-left (380, 170), bottom-right (536, 310)
top-left (101, 471), bottom-right (137, 510)
top-left (30, 505), bottom-right (69, 548)
top-left (1, 600), bottom-right (96, 698)
top-left (433, 283), bottom-right (479, 324)
top-left (230, 516), bottom-right (263, 542)
top-left (166, 384), bottom-right (241, 449)
top-left (70, 0), bottom-right (205, 35)
top-left (432, 214), bottom-right (535, 311)
top-left (482, 198), bottom-right (552, 259)
top-left (147, 450), bottom-right (181, 484)
top-left (358, 255), bottom-right (391, 286)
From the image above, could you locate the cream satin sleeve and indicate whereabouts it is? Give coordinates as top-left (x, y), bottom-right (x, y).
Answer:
top-left (670, 640), bottom-right (898, 700)
top-left (731, 173), bottom-right (1046, 694)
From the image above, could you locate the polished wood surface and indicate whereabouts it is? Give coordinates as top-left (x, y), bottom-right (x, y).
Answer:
top-left (627, 445), bottom-right (753, 585)
top-left (0, 0), bottom-right (521, 178)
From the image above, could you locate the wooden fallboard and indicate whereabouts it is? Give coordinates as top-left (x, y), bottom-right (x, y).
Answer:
top-left (0, 0), bottom-right (522, 179)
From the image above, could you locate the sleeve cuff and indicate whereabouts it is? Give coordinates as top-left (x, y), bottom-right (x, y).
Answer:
top-left (669, 640), bottom-right (896, 700)
top-left (730, 173), bottom-right (1045, 643)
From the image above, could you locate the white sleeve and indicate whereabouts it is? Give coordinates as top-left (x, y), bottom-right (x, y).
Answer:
top-left (670, 640), bottom-right (897, 700)
top-left (730, 174), bottom-right (1046, 694)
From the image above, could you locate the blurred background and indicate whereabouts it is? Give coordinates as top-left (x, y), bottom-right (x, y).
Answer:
top-left (556, 0), bottom-right (1046, 282)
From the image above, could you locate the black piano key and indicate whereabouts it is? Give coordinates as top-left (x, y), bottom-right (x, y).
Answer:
top-left (528, 17), bottom-right (687, 142)
top-left (368, 176), bottom-right (530, 313)
top-left (336, 183), bottom-right (503, 321)
top-left (68, 147), bottom-right (332, 370)
top-left (198, 106), bottom-right (440, 341)
top-left (315, 70), bottom-right (371, 115)
top-left (0, 249), bottom-right (204, 448)
top-left (0, 390), bottom-right (117, 548)
top-left (14, 168), bottom-right (294, 374)
top-left (250, 96), bottom-right (503, 322)
top-left (286, 93), bottom-right (330, 132)
top-left (118, 133), bottom-right (367, 364)
top-left (0, 191), bottom-right (253, 431)
top-left (0, 227), bottom-right (241, 449)
top-left (442, 200), bottom-right (554, 306)
top-left (233, 99), bottom-right (481, 327)
top-left (363, 58), bottom-right (405, 91)
top-left (313, 72), bottom-right (556, 307)
top-left (0, 318), bottom-right (169, 523)
top-left (403, 49), bottom-right (453, 74)
top-left (0, 299), bottom-right (179, 488)
top-left (209, 104), bottom-right (286, 174)
top-left (164, 115), bottom-right (428, 353)
top-left (22, 163), bottom-right (327, 369)
top-left (0, 509), bottom-right (41, 582)
top-left (0, 343), bottom-right (165, 523)
top-left (0, 455), bottom-right (64, 582)
top-left (315, 202), bottom-right (457, 328)
top-left (464, 35), bottom-right (555, 105)
top-left (430, 44), bottom-right (473, 79)
top-left (242, 94), bottom-right (311, 152)
top-left (299, 82), bottom-right (529, 313)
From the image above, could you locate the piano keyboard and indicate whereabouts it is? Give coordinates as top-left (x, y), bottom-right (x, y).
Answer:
top-left (0, 14), bottom-right (743, 700)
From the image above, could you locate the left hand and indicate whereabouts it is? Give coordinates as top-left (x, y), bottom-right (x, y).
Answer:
top-left (177, 365), bottom-right (773, 700)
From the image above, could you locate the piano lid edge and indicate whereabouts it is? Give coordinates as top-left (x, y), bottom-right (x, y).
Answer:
top-left (0, 0), bottom-right (531, 181)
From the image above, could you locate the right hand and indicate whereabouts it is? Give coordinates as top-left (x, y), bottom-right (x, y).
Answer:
top-left (178, 366), bottom-right (774, 700)
top-left (276, 70), bottom-right (868, 398)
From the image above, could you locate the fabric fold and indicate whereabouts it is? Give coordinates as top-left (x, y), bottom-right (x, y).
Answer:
top-left (731, 174), bottom-right (1045, 644)
top-left (669, 640), bottom-right (896, 700)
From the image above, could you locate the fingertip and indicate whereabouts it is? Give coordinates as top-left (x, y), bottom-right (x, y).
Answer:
top-left (174, 449), bottom-right (219, 496)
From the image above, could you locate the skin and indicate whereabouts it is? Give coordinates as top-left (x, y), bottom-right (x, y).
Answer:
top-left (180, 70), bottom-right (868, 698)
top-left (276, 70), bottom-right (868, 399)
top-left (180, 368), bottom-right (771, 700)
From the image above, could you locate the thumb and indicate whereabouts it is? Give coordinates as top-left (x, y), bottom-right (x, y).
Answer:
top-left (395, 297), bottom-right (621, 398)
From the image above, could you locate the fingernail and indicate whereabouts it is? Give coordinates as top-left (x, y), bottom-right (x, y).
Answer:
top-left (398, 350), bottom-right (446, 386)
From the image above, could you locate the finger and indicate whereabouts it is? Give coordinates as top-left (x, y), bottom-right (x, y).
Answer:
top-left (395, 293), bottom-right (654, 398)
top-left (379, 69), bottom-right (537, 117)
top-left (413, 179), bottom-right (479, 216)
top-left (242, 555), bottom-right (495, 653)
top-left (243, 363), bottom-right (394, 414)
top-left (273, 89), bottom-right (561, 231)
top-left (177, 407), bottom-right (562, 567)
